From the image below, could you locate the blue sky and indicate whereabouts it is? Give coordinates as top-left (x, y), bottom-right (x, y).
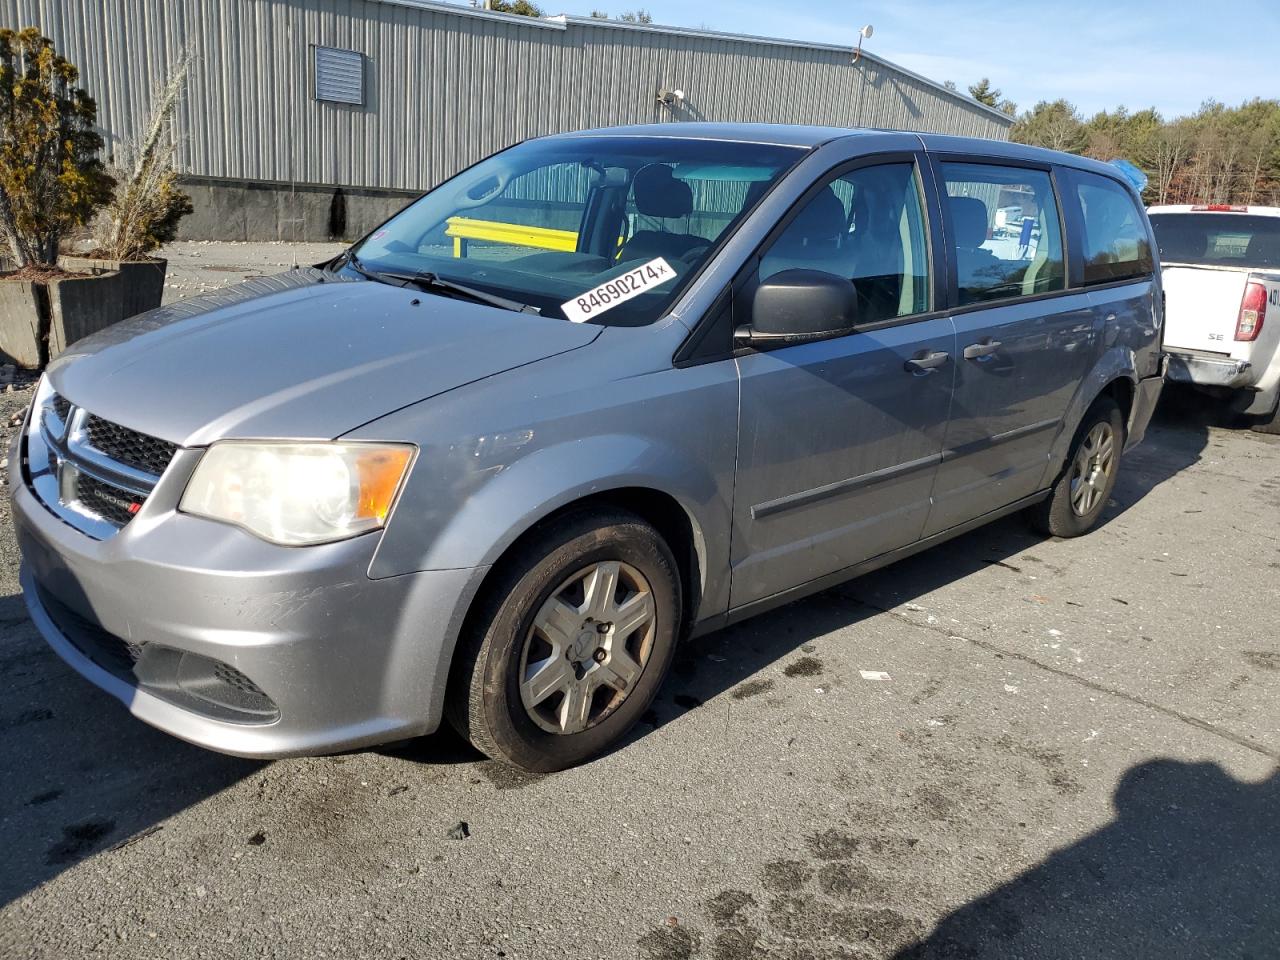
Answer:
top-left (566, 0), bottom-right (1280, 119)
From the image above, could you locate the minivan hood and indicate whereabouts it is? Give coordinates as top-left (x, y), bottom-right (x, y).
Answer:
top-left (47, 269), bottom-right (601, 446)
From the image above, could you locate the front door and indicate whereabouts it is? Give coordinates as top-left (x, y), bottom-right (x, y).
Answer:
top-left (730, 158), bottom-right (956, 609)
top-left (924, 160), bottom-right (1099, 536)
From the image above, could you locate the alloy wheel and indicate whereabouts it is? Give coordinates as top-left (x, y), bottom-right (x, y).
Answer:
top-left (518, 561), bottom-right (657, 735)
top-left (1069, 421), bottom-right (1116, 516)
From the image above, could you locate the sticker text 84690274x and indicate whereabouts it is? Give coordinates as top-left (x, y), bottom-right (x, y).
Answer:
top-left (560, 258), bottom-right (676, 323)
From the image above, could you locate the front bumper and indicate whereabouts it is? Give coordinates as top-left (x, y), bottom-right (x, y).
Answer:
top-left (13, 473), bottom-right (484, 758)
top-left (1165, 351), bottom-right (1254, 389)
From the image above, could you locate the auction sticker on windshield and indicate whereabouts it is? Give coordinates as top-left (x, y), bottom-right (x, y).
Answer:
top-left (561, 258), bottom-right (676, 323)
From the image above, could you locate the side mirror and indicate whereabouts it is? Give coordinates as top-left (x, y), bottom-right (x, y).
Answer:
top-left (736, 269), bottom-right (859, 347)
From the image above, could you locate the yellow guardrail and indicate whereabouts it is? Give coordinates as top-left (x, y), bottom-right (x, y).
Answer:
top-left (445, 216), bottom-right (578, 257)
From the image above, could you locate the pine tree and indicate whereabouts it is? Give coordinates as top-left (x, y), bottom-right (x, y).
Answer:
top-left (0, 28), bottom-right (114, 267)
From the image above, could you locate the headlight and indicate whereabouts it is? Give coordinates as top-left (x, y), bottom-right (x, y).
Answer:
top-left (180, 442), bottom-right (415, 546)
top-left (28, 374), bottom-right (54, 437)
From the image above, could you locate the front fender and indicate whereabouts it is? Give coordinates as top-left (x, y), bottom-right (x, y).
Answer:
top-left (370, 432), bottom-right (725, 612)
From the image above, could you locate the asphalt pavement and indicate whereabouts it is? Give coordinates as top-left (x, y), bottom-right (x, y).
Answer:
top-left (0, 265), bottom-right (1277, 958)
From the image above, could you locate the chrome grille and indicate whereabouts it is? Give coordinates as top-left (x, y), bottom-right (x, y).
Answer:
top-left (83, 414), bottom-right (177, 478)
top-left (51, 395), bottom-right (71, 423)
top-left (75, 472), bottom-right (145, 527)
top-left (27, 394), bottom-right (177, 538)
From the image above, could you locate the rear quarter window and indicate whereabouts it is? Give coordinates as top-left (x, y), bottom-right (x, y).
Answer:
top-left (1067, 170), bottom-right (1154, 285)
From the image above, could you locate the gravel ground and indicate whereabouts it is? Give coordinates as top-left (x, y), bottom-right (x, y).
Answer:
top-left (0, 246), bottom-right (1277, 959)
top-left (158, 240), bottom-right (346, 302)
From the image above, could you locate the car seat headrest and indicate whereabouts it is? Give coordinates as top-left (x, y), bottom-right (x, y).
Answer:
top-left (949, 196), bottom-right (990, 248)
top-left (632, 165), bottom-right (694, 219)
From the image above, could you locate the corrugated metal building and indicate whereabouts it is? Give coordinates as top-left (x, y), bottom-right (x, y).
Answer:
top-left (1, 0), bottom-right (1013, 241)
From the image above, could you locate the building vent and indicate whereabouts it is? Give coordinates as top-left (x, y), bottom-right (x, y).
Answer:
top-left (313, 46), bottom-right (365, 105)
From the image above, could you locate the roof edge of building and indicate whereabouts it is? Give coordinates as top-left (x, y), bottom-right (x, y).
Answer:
top-left (373, 0), bottom-right (569, 30)
top-left (554, 15), bottom-right (1013, 125)
top-left (371, 0), bottom-right (1014, 127)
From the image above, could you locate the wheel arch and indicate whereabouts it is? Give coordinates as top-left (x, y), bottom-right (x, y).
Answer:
top-left (1102, 376), bottom-right (1135, 429)
top-left (1041, 348), bottom-right (1141, 487)
top-left (442, 485), bottom-right (706, 722)
top-left (469, 484), bottom-right (701, 631)
top-left (373, 428), bottom-right (729, 735)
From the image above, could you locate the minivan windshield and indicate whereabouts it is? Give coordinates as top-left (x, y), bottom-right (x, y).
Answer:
top-left (348, 136), bottom-right (806, 325)
top-left (1149, 213), bottom-right (1280, 270)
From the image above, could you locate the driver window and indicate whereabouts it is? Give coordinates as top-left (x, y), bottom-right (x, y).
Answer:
top-left (759, 163), bottom-right (931, 324)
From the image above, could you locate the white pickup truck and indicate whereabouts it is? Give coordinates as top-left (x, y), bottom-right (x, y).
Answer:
top-left (1147, 204), bottom-right (1280, 433)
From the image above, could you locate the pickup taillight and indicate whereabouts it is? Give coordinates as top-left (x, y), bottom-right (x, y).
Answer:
top-left (1236, 282), bottom-right (1267, 342)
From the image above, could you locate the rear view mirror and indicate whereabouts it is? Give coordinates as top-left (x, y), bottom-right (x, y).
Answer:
top-left (737, 269), bottom-right (858, 347)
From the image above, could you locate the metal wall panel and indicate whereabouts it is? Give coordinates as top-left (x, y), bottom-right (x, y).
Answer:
top-left (0, 0), bottom-right (1012, 193)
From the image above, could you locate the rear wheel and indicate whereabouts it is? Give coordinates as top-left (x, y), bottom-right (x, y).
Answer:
top-left (1026, 396), bottom-right (1125, 537)
top-left (447, 509), bottom-right (681, 772)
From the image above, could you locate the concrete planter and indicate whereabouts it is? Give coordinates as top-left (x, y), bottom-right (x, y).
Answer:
top-left (0, 269), bottom-right (124, 369)
top-left (0, 278), bottom-right (46, 368)
top-left (60, 256), bottom-right (166, 319)
top-left (47, 271), bottom-right (125, 358)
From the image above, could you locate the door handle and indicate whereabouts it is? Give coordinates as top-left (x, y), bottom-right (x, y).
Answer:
top-left (963, 339), bottom-right (1002, 360)
top-left (904, 350), bottom-right (950, 375)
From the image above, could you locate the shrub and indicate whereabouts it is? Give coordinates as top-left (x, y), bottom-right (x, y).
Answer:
top-left (96, 49), bottom-right (194, 261)
top-left (0, 28), bottom-right (114, 268)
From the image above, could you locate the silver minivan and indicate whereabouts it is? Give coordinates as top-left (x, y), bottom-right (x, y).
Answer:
top-left (12, 124), bottom-right (1165, 771)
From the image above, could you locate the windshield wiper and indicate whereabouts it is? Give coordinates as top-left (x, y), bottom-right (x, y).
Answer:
top-left (344, 252), bottom-right (540, 315)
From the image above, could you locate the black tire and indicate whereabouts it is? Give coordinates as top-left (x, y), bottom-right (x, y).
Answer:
top-left (446, 509), bottom-right (681, 773)
top-left (1251, 396), bottom-right (1280, 435)
top-left (1026, 395), bottom-right (1126, 537)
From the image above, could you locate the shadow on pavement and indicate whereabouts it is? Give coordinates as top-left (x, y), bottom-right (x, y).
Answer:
top-left (638, 394), bottom-right (1214, 734)
top-left (0, 394), bottom-right (1218, 905)
top-left (894, 760), bottom-right (1280, 958)
top-left (0, 588), bottom-right (263, 906)
top-left (0, 586), bottom-right (495, 908)
top-left (1110, 385), bottom-right (1215, 513)
top-left (639, 510), bottom-right (1043, 737)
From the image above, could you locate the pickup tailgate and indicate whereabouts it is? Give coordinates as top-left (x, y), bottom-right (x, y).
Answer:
top-left (1161, 265), bottom-right (1249, 353)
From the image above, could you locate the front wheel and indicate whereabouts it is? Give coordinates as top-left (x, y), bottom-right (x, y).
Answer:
top-left (1026, 396), bottom-right (1125, 537)
top-left (447, 509), bottom-right (681, 772)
